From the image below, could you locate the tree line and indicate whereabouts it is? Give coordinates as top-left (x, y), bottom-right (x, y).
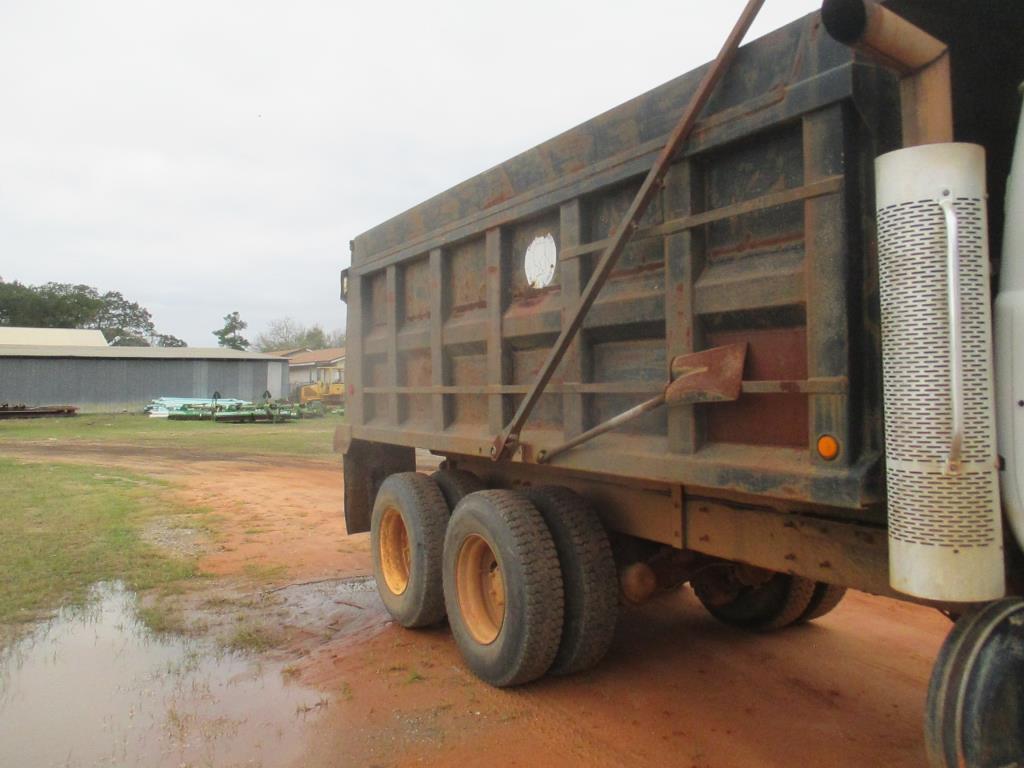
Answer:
top-left (252, 317), bottom-right (345, 352)
top-left (0, 279), bottom-right (185, 347)
top-left (1, 279), bottom-right (345, 352)
top-left (211, 314), bottom-right (345, 351)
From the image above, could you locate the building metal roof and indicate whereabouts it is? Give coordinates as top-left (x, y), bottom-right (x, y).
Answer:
top-left (267, 347), bottom-right (312, 358)
top-left (0, 327), bottom-right (108, 346)
top-left (0, 345), bottom-right (286, 361)
top-left (285, 347), bottom-right (346, 367)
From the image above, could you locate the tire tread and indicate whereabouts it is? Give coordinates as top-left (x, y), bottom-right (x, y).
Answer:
top-left (371, 472), bottom-right (449, 628)
top-left (796, 583), bottom-right (847, 624)
top-left (524, 486), bottom-right (618, 675)
top-left (444, 489), bottom-right (564, 687)
top-left (760, 575), bottom-right (817, 630)
top-left (693, 572), bottom-right (817, 632)
top-left (431, 469), bottom-right (485, 511)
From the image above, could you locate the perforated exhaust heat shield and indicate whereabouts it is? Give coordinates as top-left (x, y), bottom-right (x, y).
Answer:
top-left (876, 143), bottom-right (1004, 602)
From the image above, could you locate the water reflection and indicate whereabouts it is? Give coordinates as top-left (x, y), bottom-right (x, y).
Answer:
top-left (0, 582), bottom-right (320, 768)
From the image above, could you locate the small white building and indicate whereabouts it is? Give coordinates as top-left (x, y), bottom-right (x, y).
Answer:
top-left (0, 326), bottom-right (108, 346)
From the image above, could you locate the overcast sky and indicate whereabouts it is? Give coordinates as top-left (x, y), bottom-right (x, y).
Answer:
top-left (0, 0), bottom-right (821, 347)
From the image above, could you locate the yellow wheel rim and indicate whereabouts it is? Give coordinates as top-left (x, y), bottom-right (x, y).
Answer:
top-left (456, 534), bottom-right (505, 645)
top-left (379, 506), bottom-right (411, 596)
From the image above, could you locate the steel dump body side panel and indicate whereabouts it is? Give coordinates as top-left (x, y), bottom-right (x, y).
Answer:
top-left (347, 14), bottom-right (898, 523)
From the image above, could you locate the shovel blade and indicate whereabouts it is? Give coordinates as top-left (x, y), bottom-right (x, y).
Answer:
top-left (666, 343), bottom-right (747, 405)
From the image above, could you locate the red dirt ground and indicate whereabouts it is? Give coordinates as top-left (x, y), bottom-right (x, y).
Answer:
top-left (4, 443), bottom-right (949, 767)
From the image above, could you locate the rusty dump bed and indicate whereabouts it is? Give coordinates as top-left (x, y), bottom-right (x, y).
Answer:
top-left (343, 2), bottom-right (1023, 531)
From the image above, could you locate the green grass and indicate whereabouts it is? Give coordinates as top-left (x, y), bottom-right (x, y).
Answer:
top-left (0, 458), bottom-right (198, 626)
top-left (224, 624), bottom-right (281, 653)
top-left (137, 603), bottom-right (196, 635)
top-left (0, 413), bottom-right (345, 457)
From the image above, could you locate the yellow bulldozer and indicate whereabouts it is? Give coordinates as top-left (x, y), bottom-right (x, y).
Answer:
top-left (298, 364), bottom-right (345, 406)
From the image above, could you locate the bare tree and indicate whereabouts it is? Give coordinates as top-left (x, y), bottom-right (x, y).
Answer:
top-left (255, 316), bottom-right (345, 351)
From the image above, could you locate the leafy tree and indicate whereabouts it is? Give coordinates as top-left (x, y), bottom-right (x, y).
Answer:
top-left (0, 278), bottom-right (184, 346)
top-left (111, 335), bottom-right (149, 347)
top-left (297, 325), bottom-right (328, 350)
top-left (153, 333), bottom-right (187, 347)
top-left (213, 311), bottom-right (250, 350)
top-left (0, 280), bottom-right (103, 328)
top-left (0, 280), bottom-right (44, 326)
top-left (92, 290), bottom-right (155, 346)
top-left (254, 316), bottom-right (345, 351)
top-left (35, 283), bottom-right (106, 328)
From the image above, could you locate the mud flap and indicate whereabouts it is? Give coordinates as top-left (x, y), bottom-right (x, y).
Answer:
top-left (340, 436), bottom-right (415, 535)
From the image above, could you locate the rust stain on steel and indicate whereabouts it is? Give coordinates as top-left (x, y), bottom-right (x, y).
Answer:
top-left (691, 85), bottom-right (787, 139)
top-left (854, 530), bottom-right (877, 545)
top-left (538, 343), bottom-right (747, 464)
top-left (510, 284), bottom-right (560, 305)
top-left (608, 261), bottom-right (665, 281)
top-left (483, 191), bottom-right (514, 209)
top-left (342, 3), bottom-right (928, 518)
top-left (490, 0), bottom-right (767, 461)
top-left (537, 393), bottom-right (666, 464)
top-left (708, 231), bottom-right (804, 261)
top-left (451, 299), bottom-right (487, 315)
top-left (0, 404), bottom-right (78, 419)
top-left (821, 0), bottom-right (952, 146)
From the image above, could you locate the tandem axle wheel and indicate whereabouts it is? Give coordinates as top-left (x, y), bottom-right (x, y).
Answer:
top-left (367, 471), bottom-right (1024, 765)
top-left (369, 472), bottom-right (619, 686)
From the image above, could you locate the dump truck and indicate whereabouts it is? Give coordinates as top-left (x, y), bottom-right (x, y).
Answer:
top-left (335, 1), bottom-right (1024, 764)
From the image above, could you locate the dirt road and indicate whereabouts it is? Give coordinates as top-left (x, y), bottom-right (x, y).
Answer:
top-left (4, 442), bottom-right (948, 767)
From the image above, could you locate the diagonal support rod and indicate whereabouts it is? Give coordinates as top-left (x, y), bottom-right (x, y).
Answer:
top-left (491, 0), bottom-right (767, 461)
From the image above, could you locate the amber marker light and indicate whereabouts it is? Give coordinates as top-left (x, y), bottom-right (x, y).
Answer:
top-left (817, 434), bottom-right (840, 461)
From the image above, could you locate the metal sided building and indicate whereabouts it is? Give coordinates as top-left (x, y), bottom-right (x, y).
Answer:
top-left (0, 345), bottom-right (289, 412)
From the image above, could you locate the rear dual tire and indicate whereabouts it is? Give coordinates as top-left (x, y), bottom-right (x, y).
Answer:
top-left (370, 472), bottom-right (450, 628)
top-left (431, 468), bottom-right (485, 511)
top-left (442, 490), bottom-right (565, 687)
top-left (524, 486), bottom-right (619, 676)
top-left (371, 476), bottom-right (619, 686)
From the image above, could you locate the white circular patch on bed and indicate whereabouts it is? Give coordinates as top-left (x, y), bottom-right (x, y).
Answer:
top-left (524, 233), bottom-right (557, 289)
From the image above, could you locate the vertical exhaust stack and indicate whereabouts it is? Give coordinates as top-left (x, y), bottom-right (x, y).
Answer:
top-left (875, 145), bottom-right (1003, 602)
top-left (824, 0), bottom-right (1004, 601)
top-left (821, 0), bottom-right (952, 146)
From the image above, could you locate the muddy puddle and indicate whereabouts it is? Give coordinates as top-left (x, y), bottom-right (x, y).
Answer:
top-left (0, 582), bottom-right (325, 768)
